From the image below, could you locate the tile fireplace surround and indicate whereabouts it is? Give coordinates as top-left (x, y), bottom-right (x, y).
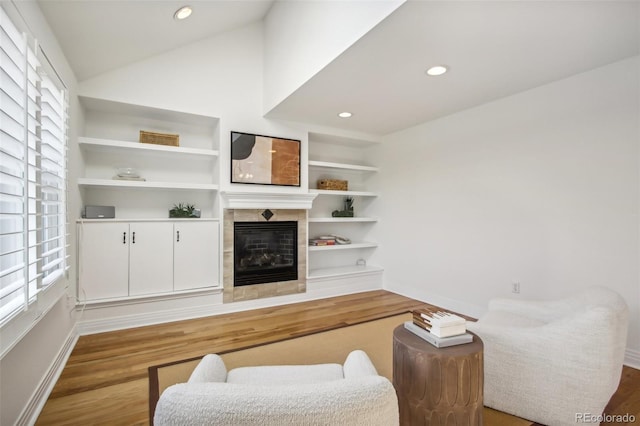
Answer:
top-left (223, 207), bottom-right (308, 303)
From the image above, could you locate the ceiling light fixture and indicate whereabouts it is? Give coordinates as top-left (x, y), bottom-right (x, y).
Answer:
top-left (425, 65), bottom-right (449, 76)
top-left (174, 5), bottom-right (193, 20)
top-left (338, 112), bottom-right (352, 118)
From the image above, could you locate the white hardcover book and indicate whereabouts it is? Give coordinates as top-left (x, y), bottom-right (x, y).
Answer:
top-left (404, 321), bottom-right (473, 348)
top-left (427, 324), bottom-right (467, 338)
top-left (416, 310), bottom-right (466, 327)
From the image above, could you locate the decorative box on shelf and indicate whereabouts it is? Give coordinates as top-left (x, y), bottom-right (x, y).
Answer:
top-left (317, 179), bottom-right (348, 191)
top-left (140, 130), bottom-right (180, 147)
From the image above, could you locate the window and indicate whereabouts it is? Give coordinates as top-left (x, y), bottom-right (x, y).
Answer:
top-left (0, 5), bottom-right (68, 328)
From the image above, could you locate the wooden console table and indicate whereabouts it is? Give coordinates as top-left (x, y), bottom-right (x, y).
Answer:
top-left (393, 325), bottom-right (484, 425)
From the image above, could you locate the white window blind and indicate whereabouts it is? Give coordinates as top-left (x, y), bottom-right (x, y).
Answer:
top-left (39, 73), bottom-right (67, 287)
top-left (0, 5), bottom-right (68, 327)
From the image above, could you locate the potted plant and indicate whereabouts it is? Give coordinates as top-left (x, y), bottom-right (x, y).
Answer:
top-left (169, 203), bottom-right (200, 218)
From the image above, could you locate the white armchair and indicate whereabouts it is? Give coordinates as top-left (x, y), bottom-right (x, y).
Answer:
top-left (153, 349), bottom-right (398, 425)
top-left (467, 286), bottom-right (629, 426)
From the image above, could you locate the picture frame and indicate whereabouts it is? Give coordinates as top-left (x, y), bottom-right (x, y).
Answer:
top-left (231, 131), bottom-right (301, 187)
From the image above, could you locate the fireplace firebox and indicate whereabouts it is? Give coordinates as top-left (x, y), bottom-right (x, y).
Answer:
top-left (234, 221), bottom-right (298, 287)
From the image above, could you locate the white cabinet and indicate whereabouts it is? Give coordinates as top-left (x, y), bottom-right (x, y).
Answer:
top-left (78, 96), bottom-right (220, 219)
top-left (129, 222), bottom-right (174, 296)
top-left (174, 221), bottom-right (219, 291)
top-left (307, 132), bottom-right (383, 280)
top-left (78, 220), bottom-right (220, 302)
top-left (79, 222), bottom-right (130, 300)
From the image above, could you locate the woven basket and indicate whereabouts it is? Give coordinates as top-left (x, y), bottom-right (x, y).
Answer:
top-left (139, 130), bottom-right (180, 147)
top-left (317, 179), bottom-right (348, 191)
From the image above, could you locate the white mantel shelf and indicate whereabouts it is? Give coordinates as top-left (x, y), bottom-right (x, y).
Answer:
top-left (220, 191), bottom-right (318, 210)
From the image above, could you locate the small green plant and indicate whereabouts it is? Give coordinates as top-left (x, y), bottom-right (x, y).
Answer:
top-left (169, 203), bottom-right (197, 218)
top-left (331, 197), bottom-right (355, 218)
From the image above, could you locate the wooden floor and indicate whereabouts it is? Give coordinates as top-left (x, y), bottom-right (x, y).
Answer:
top-left (36, 290), bottom-right (640, 425)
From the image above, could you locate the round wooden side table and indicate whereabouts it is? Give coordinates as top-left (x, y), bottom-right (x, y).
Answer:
top-left (393, 325), bottom-right (484, 425)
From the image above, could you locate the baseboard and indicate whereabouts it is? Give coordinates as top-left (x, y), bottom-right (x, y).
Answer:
top-left (77, 281), bottom-right (383, 335)
top-left (17, 325), bottom-right (79, 426)
top-left (625, 348), bottom-right (640, 370)
top-left (77, 302), bottom-right (225, 335)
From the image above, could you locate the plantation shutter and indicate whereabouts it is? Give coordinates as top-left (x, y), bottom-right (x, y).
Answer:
top-left (26, 45), bottom-right (42, 299)
top-left (39, 73), bottom-right (68, 288)
top-left (0, 5), bottom-right (68, 326)
top-left (0, 6), bottom-right (29, 321)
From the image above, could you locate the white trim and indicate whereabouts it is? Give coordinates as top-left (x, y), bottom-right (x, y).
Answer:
top-left (77, 302), bottom-right (224, 335)
top-left (17, 324), bottom-right (78, 426)
top-left (77, 178), bottom-right (218, 191)
top-left (310, 189), bottom-right (378, 197)
top-left (78, 286), bottom-right (222, 309)
top-left (308, 160), bottom-right (378, 172)
top-left (308, 265), bottom-right (384, 280)
top-left (221, 191), bottom-right (317, 210)
top-left (79, 137), bottom-right (219, 157)
top-left (0, 280), bottom-right (67, 359)
top-left (77, 281), bottom-right (381, 335)
top-left (308, 217), bottom-right (378, 223)
top-left (625, 348), bottom-right (640, 369)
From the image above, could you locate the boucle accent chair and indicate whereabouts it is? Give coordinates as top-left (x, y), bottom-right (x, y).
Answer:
top-left (153, 349), bottom-right (399, 425)
top-left (467, 286), bottom-right (629, 426)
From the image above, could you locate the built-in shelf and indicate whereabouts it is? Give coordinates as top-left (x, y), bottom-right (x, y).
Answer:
top-left (309, 189), bottom-right (378, 197)
top-left (79, 137), bottom-right (219, 157)
top-left (307, 264), bottom-right (384, 280)
top-left (308, 217), bottom-right (378, 223)
top-left (77, 178), bottom-right (218, 191)
top-left (308, 242), bottom-right (378, 251)
top-left (308, 160), bottom-right (378, 172)
top-left (308, 132), bottom-right (381, 282)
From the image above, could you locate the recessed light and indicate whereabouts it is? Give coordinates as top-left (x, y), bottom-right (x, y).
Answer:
top-left (174, 5), bottom-right (193, 20)
top-left (425, 65), bottom-right (448, 76)
top-left (338, 112), bottom-right (352, 118)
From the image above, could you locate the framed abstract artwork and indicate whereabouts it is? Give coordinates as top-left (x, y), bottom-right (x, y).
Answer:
top-left (231, 131), bottom-right (301, 187)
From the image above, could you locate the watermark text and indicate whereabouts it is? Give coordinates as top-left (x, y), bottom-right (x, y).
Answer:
top-left (576, 413), bottom-right (636, 423)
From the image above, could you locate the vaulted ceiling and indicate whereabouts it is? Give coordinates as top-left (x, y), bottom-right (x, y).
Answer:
top-left (39, 0), bottom-right (640, 135)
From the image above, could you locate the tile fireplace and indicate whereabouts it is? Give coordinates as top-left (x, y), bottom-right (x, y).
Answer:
top-left (223, 208), bottom-right (307, 303)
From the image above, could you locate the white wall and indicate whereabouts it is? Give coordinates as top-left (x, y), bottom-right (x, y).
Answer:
top-left (0, 1), bottom-right (81, 424)
top-left (80, 21), bottom-right (309, 195)
top-left (262, 0), bottom-right (404, 114)
top-left (374, 56), bottom-right (640, 362)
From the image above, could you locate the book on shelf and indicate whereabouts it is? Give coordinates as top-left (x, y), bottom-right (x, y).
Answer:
top-left (404, 321), bottom-right (473, 348)
top-left (309, 238), bottom-right (336, 246)
top-left (413, 308), bottom-right (466, 327)
top-left (411, 314), bottom-right (467, 338)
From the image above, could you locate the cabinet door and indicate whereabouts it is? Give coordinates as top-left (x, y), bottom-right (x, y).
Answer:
top-left (78, 222), bottom-right (129, 300)
top-left (129, 222), bottom-right (174, 296)
top-left (174, 221), bottom-right (219, 291)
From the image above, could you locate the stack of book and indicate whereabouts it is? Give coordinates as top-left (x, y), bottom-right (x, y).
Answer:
top-left (309, 236), bottom-right (336, 246)
top-left (404, 308), bottom-right (473, 348)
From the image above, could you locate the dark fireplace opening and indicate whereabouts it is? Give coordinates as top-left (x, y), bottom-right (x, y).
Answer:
top-left (234, 221), bottom-right (298, 287)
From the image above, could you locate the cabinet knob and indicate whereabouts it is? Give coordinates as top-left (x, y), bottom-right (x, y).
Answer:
top-left (176, 230), bottom-right (180, 242)
top-left (123, 232), bottom-right (126, 244)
